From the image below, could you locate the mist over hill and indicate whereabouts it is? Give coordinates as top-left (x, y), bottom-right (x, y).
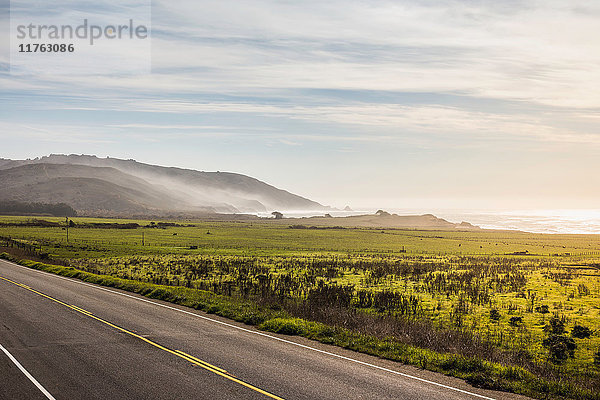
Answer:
top-left (0, 154), bottom-right (326, 216)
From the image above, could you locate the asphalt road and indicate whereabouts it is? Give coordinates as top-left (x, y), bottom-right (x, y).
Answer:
top-left (0, 259), bottom-right (530, 400)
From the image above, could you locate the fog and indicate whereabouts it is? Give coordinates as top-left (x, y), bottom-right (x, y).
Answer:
top-left (3, 155), bottom-right (328, 214)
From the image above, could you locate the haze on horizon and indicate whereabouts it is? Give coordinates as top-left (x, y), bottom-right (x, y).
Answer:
top-left (2, 0), bottom-right (600, 211)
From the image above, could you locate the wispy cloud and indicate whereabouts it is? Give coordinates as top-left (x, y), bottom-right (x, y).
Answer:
top-left (5, 0), bottom-right (600, 107)
top-left (108, 123), bottom-right (248, 130)
top-left (3, 0), bottom-right (600, 208)
top-left (0, 121), bottom-right (117, 144)
top-left (93, 99), bottom-right (600, 146)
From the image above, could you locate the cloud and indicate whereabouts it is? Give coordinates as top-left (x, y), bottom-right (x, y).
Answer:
top-left (108, 123), bottom-right (245, 130)
top-left (4, 0), bottom-right (600, 209)
top-left (89, 99), bottom-right (600, 146)
top-left (0, 121), bottom-right (117, 144)
top-left (144, 0), bottom-right (600, 108)
top-left (5, 0), bottom-right (600, 107)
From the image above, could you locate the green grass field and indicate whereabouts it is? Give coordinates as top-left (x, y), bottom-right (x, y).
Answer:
top-left (2, 215), bottom-right (600, 258)
top-left (1, 215), bottom-right (599, 399)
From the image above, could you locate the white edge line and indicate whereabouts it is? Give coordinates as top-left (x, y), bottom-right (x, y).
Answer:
top-left (0, 342), bottom-right (57, 400)
top-left (2, 260), bottom-right (496, 400)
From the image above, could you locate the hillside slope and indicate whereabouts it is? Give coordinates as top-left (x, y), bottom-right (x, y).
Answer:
top-left (0, 155), bottom-right (326, 215)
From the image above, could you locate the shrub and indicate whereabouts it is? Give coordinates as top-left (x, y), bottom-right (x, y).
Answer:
top-left (306, 282), bottom-right (353, 309)
top-left (571, 325), bottom-right (592, 339)
top-left (508, 316), bottom-right (522, 326)
top-left (542, 335), bottom-right (577, 364)
top-left (545, 316), bottom-right (566, 335)
top-left (535, 305), bottom-right (550, 314)
top-left (489, 308), bottom-right (501, 321)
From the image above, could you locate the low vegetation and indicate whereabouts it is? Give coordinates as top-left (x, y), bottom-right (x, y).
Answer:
top-left (1, 216), bottom-right (599, 399)
top-left (0, 200), bottom-right (76, 217)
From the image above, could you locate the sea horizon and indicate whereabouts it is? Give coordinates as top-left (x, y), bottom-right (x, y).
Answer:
top-left (258, 208), bottom-right (600, 235)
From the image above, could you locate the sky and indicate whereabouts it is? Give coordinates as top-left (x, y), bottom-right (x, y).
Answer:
top-left (1, 0), bottom-right (600, 210)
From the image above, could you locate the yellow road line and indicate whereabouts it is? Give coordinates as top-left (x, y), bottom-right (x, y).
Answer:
top-left (70, 305), bottom-right (92, 315)
top-left (175, 350), bottom-right (230, 375)
top-left (0, 275), bottom-right (285, 400)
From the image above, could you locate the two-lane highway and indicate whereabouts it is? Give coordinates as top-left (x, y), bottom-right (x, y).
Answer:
top-left (0, 259), bottom-right (529, 400)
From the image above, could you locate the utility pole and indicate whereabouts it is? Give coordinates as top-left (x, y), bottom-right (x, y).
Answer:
top-left (65, 217), bottom-right (69, 243)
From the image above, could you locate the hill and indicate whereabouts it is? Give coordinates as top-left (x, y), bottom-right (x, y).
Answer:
top-left (0, 155), bottom-right (326, 215)
top-left (282, 212), bottom-right (481, 230)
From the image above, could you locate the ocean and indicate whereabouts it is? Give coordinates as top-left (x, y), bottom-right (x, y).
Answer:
top-left (432, 209), bottom-right (600, 234)
top-left (258, 209), bottom-right (600, 234)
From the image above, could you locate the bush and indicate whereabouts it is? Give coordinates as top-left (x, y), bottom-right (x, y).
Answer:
top-left (571, 325), bottom-right (592, 339)
top-left (542, 335), bottom-right (577, 364)
top-left (594, 348), bottom-right (600, 366)
top-left (545, 316), bottom-right (566, 335)
top-left (535, 305), bottom-right (550, 314)
top-left (489, 309), bottom-right (501, 321)
top-left (306, 282), bottom-right (353, 309)
top-left (508, 316), bottom-right (522, 326)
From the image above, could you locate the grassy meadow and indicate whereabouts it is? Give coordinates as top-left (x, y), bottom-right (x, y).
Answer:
top-left (1, 215), bottom-right (599, 399)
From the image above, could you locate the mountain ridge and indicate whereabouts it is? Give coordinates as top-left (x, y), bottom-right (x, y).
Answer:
top-left (0, 154), bottom-right (327, 216)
